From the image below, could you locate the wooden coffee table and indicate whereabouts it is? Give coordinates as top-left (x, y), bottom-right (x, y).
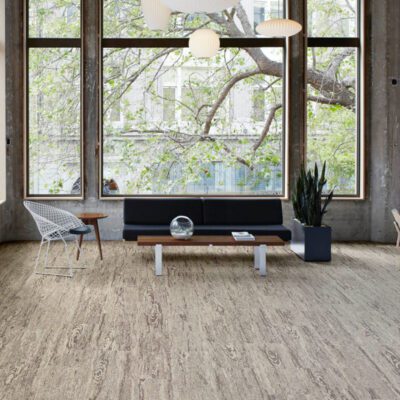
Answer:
top-left (137, 235), bottom-right (285, 277)
top-left (76, 213), bottom-right (108, 261)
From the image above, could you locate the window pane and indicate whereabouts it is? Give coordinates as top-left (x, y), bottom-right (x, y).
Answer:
top-left (163, 87), bottom-right (176, 122)
top-left (29, 48), bottom-right (81, 195)
top-left (103, 47), bottom-right (284, 195)
top-left (29, 0), bottom-right (80, 38)
top-left (253, 89), bottom-right (266, 122)
top-left (103, 0), bottom-right (284, 38)
top-left (307, 47), bottom-right (358, 194)
top-left (308, 0), bottom-right (357, 37)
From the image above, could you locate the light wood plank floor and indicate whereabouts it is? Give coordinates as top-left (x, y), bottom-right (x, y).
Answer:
top-left (0, 241), bottom-right (400, 400)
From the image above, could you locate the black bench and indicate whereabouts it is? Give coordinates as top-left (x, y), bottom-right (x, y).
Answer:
top-left (123, 198), bottom-right (291, 241)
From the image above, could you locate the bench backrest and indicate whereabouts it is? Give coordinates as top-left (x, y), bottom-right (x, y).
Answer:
top-left (202, 198), bottom-right (283, 225)
top-left (124, 198), bottom-right (283, 226)
top-left (124, 198), bottom-right (203, 225)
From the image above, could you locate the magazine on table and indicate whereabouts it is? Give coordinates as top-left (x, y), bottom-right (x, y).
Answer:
top-left (232, 232), bottom-right (255, 241)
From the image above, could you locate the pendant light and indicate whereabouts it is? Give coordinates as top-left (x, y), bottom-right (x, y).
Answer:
top-left (189, 29), bottom-right (220, 58)
top-left (141, 0), bottom-right (172, 31)
top-left (256, 19), bottom-right (302, 38)
top-left (161, 0), bottom-right (239, 13)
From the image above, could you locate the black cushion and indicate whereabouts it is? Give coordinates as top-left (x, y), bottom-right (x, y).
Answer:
top-left (123, 225), bottom-right (171, 241)
top-left (203, 199), bottom-right (283, 225)
top-left (124, 198), bottom-right (203, 225)
top-left (123, 224), bottom-right (291, 241)
top-left (69, 225), bottom-right (91, 235)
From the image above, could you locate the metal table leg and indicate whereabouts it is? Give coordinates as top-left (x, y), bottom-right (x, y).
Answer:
top-left (253, 247), bottom-right (260, 269)
top-left (258, 245), bottom-right (267, 277)
top-left (155, 244), bottom-right (163, 276)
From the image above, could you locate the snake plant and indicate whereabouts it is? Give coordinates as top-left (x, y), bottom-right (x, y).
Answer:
top-left (292, 162), bottom-right (334, 227)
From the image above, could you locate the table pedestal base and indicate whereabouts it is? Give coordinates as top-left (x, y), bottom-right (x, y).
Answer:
top-left (153, 244), bottom-right (268, 277)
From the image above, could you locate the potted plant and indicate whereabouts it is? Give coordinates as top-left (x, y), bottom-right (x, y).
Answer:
top-left (291, 162), bottom-right (334, 261)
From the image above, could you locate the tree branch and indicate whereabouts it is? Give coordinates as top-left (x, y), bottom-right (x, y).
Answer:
top-left (253, 104), bottom-right (282, 151)
top-left (344, 0), bottom-right (356, 14)
top-left (203, 69), bottom-right (262, 135)
top-left (209, 6), bottom-right (356, 108)
top-left (326, 48), bottom-right (354, 79)
top-left (308, 95), bottom-right (353, 108)
top-left (203, 136), bottom-right (252, 169)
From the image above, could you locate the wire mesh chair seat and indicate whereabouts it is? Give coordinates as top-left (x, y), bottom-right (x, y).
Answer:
top-left (24, 201), bottom-right (92, 278)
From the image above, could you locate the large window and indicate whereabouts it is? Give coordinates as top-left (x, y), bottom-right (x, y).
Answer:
top-left (101, 0), bottom-right (287, 197)
top-left (23, 1), bottom-right (365, 199)
top-left (26, 0), bottom-right (82, 197)
top-left (306, 0), bottom-right (362, 196)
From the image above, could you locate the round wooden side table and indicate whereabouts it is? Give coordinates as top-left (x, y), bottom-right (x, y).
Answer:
top-left (76, 213), bottom-right (108, 261)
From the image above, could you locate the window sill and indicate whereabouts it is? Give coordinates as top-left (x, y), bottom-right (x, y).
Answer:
top-left (23, 196), bottom-right (84, 201)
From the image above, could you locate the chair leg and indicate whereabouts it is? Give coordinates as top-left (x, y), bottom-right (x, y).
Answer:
top-left (34, 239), bottom-right (45, 274)
top-left (34, 236), bottom-right (90, 278)
top-left (394, 222), bottom-right (400, 247)
top-left (65, 240), bottom-right (73, 277)
top-left (76, 234), bottom-right (84, 260)
top-left (44, 239), bottom-right (87, 271)
top-left (72, 237), bottom-right (87, 269)
top-left (44, 240), bottom-right (51, 269)
top-left (35, 239), bottom-right (74, 278)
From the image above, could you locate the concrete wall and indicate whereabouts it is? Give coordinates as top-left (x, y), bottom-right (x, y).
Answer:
top-left (1, 0), bottom-right (399, 243)
top-left (368, 0), bottom-right (400, 242)
top-left (0, 0), bottom-right (6, 243)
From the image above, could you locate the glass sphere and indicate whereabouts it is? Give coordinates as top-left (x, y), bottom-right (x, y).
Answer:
top-left (170, 216), bottom-right (194, 240)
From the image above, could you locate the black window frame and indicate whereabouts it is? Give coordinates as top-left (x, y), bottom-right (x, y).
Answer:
top-left (305, 0), bottom-right (365, 199)
top-left (99, 1), bottom-right (288, 199)
top-left (24, 0), bottom-right (84, 199)
top-left (21, 0), bottom-right (365, 201)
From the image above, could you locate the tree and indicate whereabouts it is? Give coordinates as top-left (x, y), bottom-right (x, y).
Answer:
top-left (28, 0), bottom-right (358, 195)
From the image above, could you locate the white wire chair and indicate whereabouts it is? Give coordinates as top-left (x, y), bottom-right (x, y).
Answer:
top-left (392, 209), bottom-right (400, 248)
top-left (24, 201), bottom-right (91, 277)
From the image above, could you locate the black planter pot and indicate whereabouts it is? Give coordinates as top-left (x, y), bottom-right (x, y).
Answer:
top-left (290, 219), bottom-right (332, 262)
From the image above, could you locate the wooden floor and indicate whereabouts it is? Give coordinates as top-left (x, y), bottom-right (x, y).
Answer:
top-left (0, 241), bottom-right (399, 400)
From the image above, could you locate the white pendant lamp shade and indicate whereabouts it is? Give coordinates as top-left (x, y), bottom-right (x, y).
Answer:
top-left (161, 0), bottom-right (239, 13)
top-left (189, 29), bottom-right (220, 58)
top-left (256, 19), bottom-right (302, 38)
top-left (141, 0), bottom-right (172, 30)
